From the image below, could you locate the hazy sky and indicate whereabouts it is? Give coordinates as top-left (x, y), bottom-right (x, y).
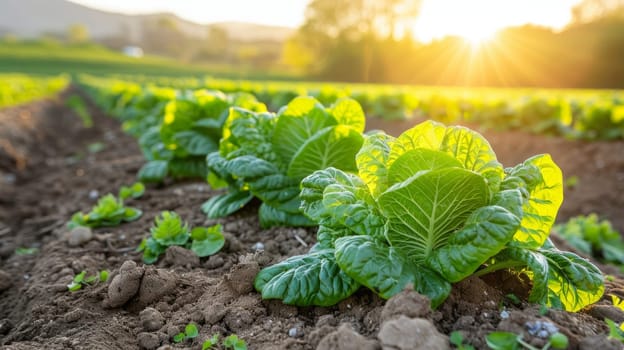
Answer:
top-left (68, 0), bottom-right (583, 42)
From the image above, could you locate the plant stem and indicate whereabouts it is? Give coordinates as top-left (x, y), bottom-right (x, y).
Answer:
top-left (473, 261), bottom-right (526, 277)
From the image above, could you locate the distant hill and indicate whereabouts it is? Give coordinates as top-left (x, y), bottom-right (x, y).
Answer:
top-left (0, 0), bottom-right (293, 42)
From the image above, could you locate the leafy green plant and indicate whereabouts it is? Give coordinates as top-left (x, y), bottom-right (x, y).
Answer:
top-left (203, 96), bottom-right (365, 227)
top-left (554, 214), bottom-right (624, 265)
top-left (68, 182), bottom-right (144, 229)
top-left (201, 334), bottom-right (220, 350)
top-left (173, 323), bottom-right (199, 343)
top-left (201, 333), bottom-right (247, 350)
top-left (67, 270), bottom-right (109, 292)
top-left (137, 211), bottom-right (225, 264)
top-left (66, 94), bottom-right (93, 128)
top-left (138, 91), bottom-right (267, 183)
top-left (606, 318), bottom-right (624, 343)
top-left (223, 334), bottom-right (247, 350)
top-left (450, 331), bottom-right (475, 350)
top-left (15, 247), bottom-right (39, 255)
top-left (486, 331), bottom-right (568, 350)
top-left (255, 121), bottom-right (604, 310)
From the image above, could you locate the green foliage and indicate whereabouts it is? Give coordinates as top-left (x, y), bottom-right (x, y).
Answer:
top-left (554, 214), bottom-right (624, 265)
top-left (223, 334), bottom-right (248, 350)
top-left (450, 331), bottom-right (475, 350)
top-left (0, 74), bottom-right (69, 108)
top-left (68, 183), bottom-right (144, 229)
top-left (201, 333), bottom-right (247, 350)
top-left (138, 211), bottom-right (224, 264)
top-left (67, 270), bottom-right (109, 292)
top-left (606, 319), bottom-right (624, 343)
top-left (66, 94), bottom-right (93, 128)
top-left (173, 323), bottom-right (199, 343)
top-left (256, 121), bottom-right (603, 311)
top-left (486, 331), bottom-right (569, 350)
top-left (15, 247), bottom-right (39, 255)
top-left (203, 96), bottom-right (365, 227)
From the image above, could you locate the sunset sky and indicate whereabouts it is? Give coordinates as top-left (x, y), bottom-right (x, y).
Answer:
top-left (69, 0), bottom-right (583, 42)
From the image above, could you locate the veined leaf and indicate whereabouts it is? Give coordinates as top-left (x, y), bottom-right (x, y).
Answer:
top-left (380, 167), bottom-right (489, 263)
top-left (328, 98), bottom-right (366, 133)
top-left (356, 131), bottom-right (394, 198)
top-left (387, 148), bottom-right (462, 185)
top-left (272, 96), bottom-right (336, 164)
top-left (334, 235), bottom-right (450, 308)
top-left (427, 189), bottom-right (523, 282)
top-left (507, 154), bottom-right (563, 248)
top-left (201, 190), bottom-right (253, 218)
top-left (254, 249), bottom-right (360, 306)
top-left (287, 125), bottom-right (363, 179)
top-left (173, 130), bottom-right (218, 155)
top-left (138, 160), bottom-right (168, 183)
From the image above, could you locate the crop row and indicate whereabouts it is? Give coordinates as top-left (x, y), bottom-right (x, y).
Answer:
top-left (0, 74), bottom-right (69, 108)
top-left (93, 74), bottom-right (624, 140)
top-left (77, 75), bottom-right (604, 314)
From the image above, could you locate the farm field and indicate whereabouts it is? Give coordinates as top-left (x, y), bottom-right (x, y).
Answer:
top-left (1, 76), bottom-right (624, 350)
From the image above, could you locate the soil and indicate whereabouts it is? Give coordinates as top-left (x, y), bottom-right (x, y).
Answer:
top-left (1, 90), bottom-right (624, 350)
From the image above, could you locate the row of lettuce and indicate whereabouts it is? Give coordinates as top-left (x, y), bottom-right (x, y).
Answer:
top-left (77, 75), bottom-right (605, 314)
top-left (96, 74), bottom-right (624, 141)
top-left (0, 74), bottom-right (69, 108)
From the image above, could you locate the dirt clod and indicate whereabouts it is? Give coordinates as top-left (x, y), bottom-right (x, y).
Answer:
top-left (587, 304), bottom-right (624, 323)
top-left (66, 226), bottom-right (93, 246)
top-left (63, 308), bottom-right (85, 323)
top-left (317, 323), bottom-right (380, 350)
top-left (138, 332), bottom-right (161, 350)
top-left (224, 260), bottom-right (260, 296)
top-left (138, 267), bottom-right (177, 305)
top-left (164, 246), bottom-right (199, 268)
top-left (140, 307), bottom-right (165, 332)
top-left (380, 287), bottom-right (431, 323)
top-left (378, 316), bottom-right (449, 350)
top-left (106, 260), bottom-right (144, 308)
top-left (0, 269), bottom-right (11, 291)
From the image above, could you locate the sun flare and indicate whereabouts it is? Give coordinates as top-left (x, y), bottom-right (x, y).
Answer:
top-left (460, 27), bottom-right (497, 45)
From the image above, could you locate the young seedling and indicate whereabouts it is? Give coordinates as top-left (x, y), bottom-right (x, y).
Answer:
top-left (450, 331), bottom-right (475, 350)
top-left (67, 270), bottom-right (109, 292)
top-left (137, 211), bottom-right (225, 264)
top-left (486, 331), bottom-right (568, 350)
top-left (173, 323), bottom-right (199, 343)
top-left (68, 182), bottom-right (145, 229)
top-left (223, 334), bottom-right (247, 350)
top-left (606, 318), bottom-right (624, 343)
top-left (201, 334), bottom-right (220, 350)
top-left (15, 247), bottom-right (39, 255)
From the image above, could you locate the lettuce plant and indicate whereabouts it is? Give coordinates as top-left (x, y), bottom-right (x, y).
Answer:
top-left (202, 96), bottom-right (365, 227)
top-left (554, 214), bottom-right (624, 265)
top-left (255, 121), bottom-right (604, 310)
top-left (138, 211), bottom-right (225, 264)
top-left (68, 182), bottom-right (144, 229)
top-left (138, 91), bottom-right (266, 182)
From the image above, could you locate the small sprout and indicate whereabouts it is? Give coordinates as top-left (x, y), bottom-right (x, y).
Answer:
top-left (548, 333), bottom-right (569, 349)
top-left (486, 329), bottom-right (569, 350)
top-left (87, 142), bottom-right (105, 154)
top-left (202, 334), bottom-right (220, 350)
top-left (450, 331), bottom-right (475, 350)
top-left (119, 182), bottom-right (145, 200)
top-left (505, 293), bottom-right (521, 305)
top-left (15, 247), bottom-right (39, 255)
top-left (173, 323), bottom-right (199, 343)
top-left (564, 175), bottom-right (579, 189)
top-left (606, 318), bottom-right (624, 343)
top-left (67, 270), bottom-right (108, 292)
top-left (68, 184), bottom-right (143, 229)
top-left (223, 334), bottom-right (247, 350)
top-left (606, 274), bottom-right (615, 282)
top-left (139, 211), bottom-right (224, 264)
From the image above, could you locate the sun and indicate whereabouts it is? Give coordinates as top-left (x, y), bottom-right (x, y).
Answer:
top-left (460, 27), bottom-right (497, 46)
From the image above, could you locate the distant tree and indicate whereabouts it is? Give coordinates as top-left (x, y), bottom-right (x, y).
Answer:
top-left (292, 0), bottom-right (422, 82)
top-left (67, 24), bottom-right (89, 44)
